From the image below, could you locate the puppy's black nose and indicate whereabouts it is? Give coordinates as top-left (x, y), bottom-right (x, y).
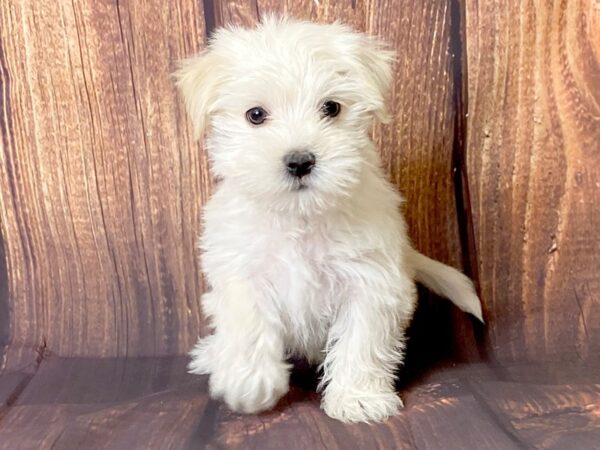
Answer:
top-left (284, 151), bottom-right (316, 178)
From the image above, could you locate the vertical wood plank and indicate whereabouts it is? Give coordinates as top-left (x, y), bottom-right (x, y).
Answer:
top-left (0, 0), bottom-right (209, 361)
top-left (465, 0), bottom-right (600, 361)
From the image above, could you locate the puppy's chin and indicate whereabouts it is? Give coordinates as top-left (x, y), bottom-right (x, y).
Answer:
top-left (264, 168), bottom-right (362, 216)
top-left (260, 184), bottom-right (337, 217)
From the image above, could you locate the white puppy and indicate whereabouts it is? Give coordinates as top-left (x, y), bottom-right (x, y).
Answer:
top-left (177, 17), bottom-right (483, 423)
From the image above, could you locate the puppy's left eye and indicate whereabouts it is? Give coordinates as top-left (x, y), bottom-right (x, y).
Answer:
top-left (246, 106), bottom-right (268, 125)
top-left (321, 100), bottom-right (341, 118)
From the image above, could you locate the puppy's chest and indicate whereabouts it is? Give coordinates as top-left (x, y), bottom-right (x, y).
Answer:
top-left (269, 232), bottom-right (335, 285)
top-left (264, 228), bottom-right (345, 310)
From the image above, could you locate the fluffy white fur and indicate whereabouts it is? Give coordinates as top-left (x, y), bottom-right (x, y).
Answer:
top-left (177, 17), bottom-right (483, 423)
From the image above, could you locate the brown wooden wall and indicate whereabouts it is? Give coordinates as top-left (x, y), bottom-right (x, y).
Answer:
top-left (465, 0), bottom-right (600, 362)
top-left (0, 0), bottom-right (210, 363)
top-left (0, 0), bottom-right (598, 369)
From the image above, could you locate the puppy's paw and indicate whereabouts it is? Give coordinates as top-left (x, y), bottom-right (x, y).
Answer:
top-left (322, 385), bottom-right (403, 423)
top-left (210, 358), bottom-right (290, 414)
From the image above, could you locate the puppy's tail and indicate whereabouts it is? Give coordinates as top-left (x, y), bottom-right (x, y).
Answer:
top-left (407, 247), bottom-right (484, 322)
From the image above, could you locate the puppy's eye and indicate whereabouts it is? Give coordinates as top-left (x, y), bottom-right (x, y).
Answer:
top-left (246, 106), bottom-right (268, 125)
top-left (321, 100), bottom-right (341, 118)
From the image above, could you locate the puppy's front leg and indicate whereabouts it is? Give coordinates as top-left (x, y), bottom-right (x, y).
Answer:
top-left (321, 271), bottom-right (416, 423)
top-left (190, 280), bottom-right (290, 414)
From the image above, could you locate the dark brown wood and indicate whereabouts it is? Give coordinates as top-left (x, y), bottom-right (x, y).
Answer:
top-left (0, 357), bottom-right (598, 449)
top-left (0, 1), bottom-right (209, 362)
top-left (464, 0), bottom-right (600, 361)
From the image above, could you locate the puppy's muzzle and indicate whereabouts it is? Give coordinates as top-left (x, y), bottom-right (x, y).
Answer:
top-left (284, 151), bottom-right (316, 178)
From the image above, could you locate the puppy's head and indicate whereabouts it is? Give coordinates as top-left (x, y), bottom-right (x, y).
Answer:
top-left (176, 17), bottom-right (394, 215)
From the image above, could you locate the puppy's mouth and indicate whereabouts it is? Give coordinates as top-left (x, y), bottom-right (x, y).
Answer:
top-left (291, 179), bottom-right (310, 191)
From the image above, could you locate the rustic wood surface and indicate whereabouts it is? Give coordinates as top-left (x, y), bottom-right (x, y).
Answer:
top-left (0, 356), bottom-right (598, 449)
top-left (465, 0), bottom-right (600, 362)
top-left (1, 0), bottom-right (599, 448)
top-left (0, 0), bottom-right (479, 366)
top-left (0, 0), bottom-right (209, 363)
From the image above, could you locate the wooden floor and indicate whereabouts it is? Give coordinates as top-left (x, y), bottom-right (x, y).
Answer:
top-left (0, 1), bottom-right (598, 448)
top-left (0, 356), bottom-right (598, 450)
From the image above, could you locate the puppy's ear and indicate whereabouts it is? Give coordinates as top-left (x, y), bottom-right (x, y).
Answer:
top-left (355, 36), bottom-right (396, 123)
top-left (175, 51), bottom-right (224, 139)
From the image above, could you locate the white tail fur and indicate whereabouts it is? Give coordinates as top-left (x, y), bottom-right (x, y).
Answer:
top-left (407, 248), bottom-right (484, 322)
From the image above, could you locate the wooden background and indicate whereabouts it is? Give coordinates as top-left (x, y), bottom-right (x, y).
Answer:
top-left (465, 0), bottom-right (600, 362)
top-left (0, 0), bottom-right (482, 365)
top-left (1, 0), bottom-right (598, 367)
top-left (0, 0), bottom-right (209, 362)
top-left (0, 0), bottom-right (599, 448)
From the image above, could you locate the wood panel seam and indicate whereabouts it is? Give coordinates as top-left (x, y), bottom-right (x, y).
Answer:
top-left (449, 0), bottom-right (479, 285)
top-left (203, 0), bottom-right (217, 39)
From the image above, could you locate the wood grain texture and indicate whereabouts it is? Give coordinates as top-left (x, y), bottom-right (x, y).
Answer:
top-left (0, 357), bottom-right (598, 449)
top-left (210, 0), bottom-right (481, 365)
top-left (0, 0), bottom-right (483, 367)
top-left (0, 1), bottom-right (209, 361)
top-left (0, 0), bottom-right (598, 446)
top-left (465, 0), bottom-right (600, 361)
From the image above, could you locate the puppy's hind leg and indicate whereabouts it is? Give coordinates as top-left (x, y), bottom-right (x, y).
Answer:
top-left (189, 282), bottom-right (290, 414)
top-left (320, 266), bottom-right (417, 423)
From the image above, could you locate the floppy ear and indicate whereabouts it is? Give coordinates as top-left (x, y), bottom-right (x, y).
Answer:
top-left (354, 36), bottom-right (396, 123)
top-left (175, 51), bottom-right (224, 139)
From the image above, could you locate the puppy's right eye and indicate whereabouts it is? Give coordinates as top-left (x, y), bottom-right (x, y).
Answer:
top-left (246, 107), bottom-right (268, 125)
